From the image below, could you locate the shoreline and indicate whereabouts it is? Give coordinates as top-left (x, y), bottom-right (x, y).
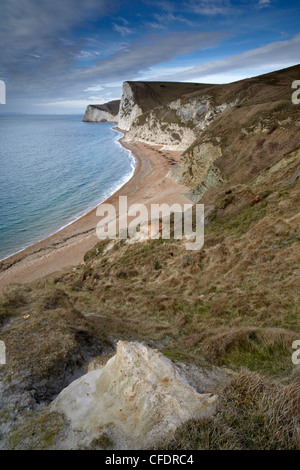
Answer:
top-left (0, 133), bottom-right (191, 293)
top-left (0, 126), bottom-right (136, 264)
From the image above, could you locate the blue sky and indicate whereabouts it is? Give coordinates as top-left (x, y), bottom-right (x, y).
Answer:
top-left (0, 0), bottom-right (299, 113)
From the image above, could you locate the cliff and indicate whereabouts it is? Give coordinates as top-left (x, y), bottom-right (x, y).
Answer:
top-left (83, 66), bottom-right (299, 204)
top-left (115, 65), bottom-right (300, 202)
top-left (82, 100), bottom-right (120, 122)
top-left (169, 64), bottom-right (300, 201)
top-left (3, 66), bottom-right (298, 449)
top-left (117, 80), bottom-right (212, 131)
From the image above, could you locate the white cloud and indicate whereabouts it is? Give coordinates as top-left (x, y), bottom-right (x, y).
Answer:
top-left (258, 0), bottom-right (272, 8)
top-left (154, 33), bottom-right (300, 82)
top-left (113, 23), bottom-right (135, 36)
top-left (84, 85), bottom-right (104, 92)
top-left (72, 30), bottom-right (229, 83)
top-left (189, 0), bottom-right (234, 16)
top-left (76, 50), bottom-right (93, 58)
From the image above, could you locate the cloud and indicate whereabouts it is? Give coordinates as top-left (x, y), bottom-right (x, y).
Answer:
top-left (152, 11), bottom-right (193, 26)
top-left (147, 0), bottom-right (238, 17)
top-left (84, 85), bottom-right (104, 92)
top-left (258, 0), bottom-right (272, 8)
top-left (188, 0), bottom-right (235, 16)
top-left (0, 0), bottom-right (117, 80)
top-left (0, 0), bottom-right (228, 112)
top-left (113, 23), bottom-right (135, 36)
top-left (72, 30), bottom-right (229, 84)
top-left (36, 99), bottom-right (93, 109)
top-left (154, 33), bottom-right (300, 82)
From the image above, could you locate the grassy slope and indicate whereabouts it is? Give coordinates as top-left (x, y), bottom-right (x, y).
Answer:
top-left (1, 66), bottom-right (300, 449)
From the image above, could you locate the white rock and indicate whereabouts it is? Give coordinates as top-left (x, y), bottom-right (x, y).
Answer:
top-left (118, 82), bottom-right (143, 131)
top-left (82, 105), bottom-right (118, 123)
top-left (124, 95), bottom-right (238, 151)
top-left (51, 341), bottom-right (217, 449)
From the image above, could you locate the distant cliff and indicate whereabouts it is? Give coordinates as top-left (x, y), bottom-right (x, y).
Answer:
top-left (82, 100), bottom-right (120, 122)
top-left (83, 65), bottom-right (300, 202)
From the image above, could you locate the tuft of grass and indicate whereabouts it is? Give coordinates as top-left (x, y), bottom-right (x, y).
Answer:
top-left (163, 369), bottom-right (300, 450)
top-left (154, 259), bottom-right (162, 270)
top-left (202, 327), bottom-right (297, 376)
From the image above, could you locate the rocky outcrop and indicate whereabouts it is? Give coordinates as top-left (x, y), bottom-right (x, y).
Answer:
top-left (82, 100), bottom-right (120, 122)
top-left (117, 81), bottom-right (216, 134)
top-left (118, 82), bottom-right (144, 131)
top-left (169, 142), bottom-right (223, 202)
top-left (51, 341), bottom-right (217, 449)
top-left (123, 95), bottom-right (237, 150)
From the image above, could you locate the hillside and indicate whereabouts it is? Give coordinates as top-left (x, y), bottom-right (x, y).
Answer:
top-left (170, 65), bottom-right (300, 200)
top-left (121, 65), bottom-right (300, 152)
top-left (1, 65), bottom-right (300, 450)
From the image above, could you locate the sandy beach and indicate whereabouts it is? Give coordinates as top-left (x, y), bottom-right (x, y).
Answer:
top-left (0, 135), bottom-right (191, 293)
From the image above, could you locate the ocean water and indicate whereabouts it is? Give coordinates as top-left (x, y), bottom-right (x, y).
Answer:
top-left (0, 115), bottom-right (136, 261)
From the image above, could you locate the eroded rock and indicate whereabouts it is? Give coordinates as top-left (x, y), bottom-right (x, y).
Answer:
top-left (83, 101), bottom-right (119, 123)
top-left (51, 341), bottom-right (217, 449)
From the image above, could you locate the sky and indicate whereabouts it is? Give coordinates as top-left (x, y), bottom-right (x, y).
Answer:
top-left (0, 0), bottom-right (299, 114)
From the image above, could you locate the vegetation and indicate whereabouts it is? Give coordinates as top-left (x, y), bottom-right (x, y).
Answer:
top-left (0, 65), bottom-right (300, 449)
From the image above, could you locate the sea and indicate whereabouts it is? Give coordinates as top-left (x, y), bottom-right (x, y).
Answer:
top-left (0, 115), bottom-right (136, 261)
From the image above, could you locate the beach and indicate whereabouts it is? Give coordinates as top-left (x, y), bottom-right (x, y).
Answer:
top-left (0, 135), bottom-right (191, 293)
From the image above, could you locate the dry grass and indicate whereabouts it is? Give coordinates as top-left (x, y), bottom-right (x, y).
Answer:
top-left (49, 170), bottom-right (300, 376)
top-left (163, 369), bottom-right (300, 450)
top-left (0, 285), bottom-right (112, 403)
top-left (1, 66), bottom-right (300, 449)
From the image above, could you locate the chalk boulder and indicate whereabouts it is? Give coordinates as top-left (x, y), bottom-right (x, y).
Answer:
top-left (51, 341), bottom-right (217, 449)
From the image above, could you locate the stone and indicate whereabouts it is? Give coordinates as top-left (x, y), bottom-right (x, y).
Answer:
top-left (51, 341), bottom-right (217, 449)
top-left (118, 82), bottom-right (143, 131)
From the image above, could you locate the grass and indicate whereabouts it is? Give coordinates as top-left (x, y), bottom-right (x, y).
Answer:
top-left (163, 369), bottom-right (300, 450)
top-left (1, 65), bottom-right (300, 449)
top-left (6, 411), bottom-right (67, 450)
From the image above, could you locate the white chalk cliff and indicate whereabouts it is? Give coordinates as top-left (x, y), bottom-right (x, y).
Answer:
top-left (82, 100), bottom-right (120, 123)
top-left (83, 82), bottom-right (238, 200)
top-left (51, 341), bottom-right (217, 449)
top-left (118, 82), bottom-right (143, 131)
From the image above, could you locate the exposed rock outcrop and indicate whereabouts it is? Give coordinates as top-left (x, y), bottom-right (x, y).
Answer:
top-left (123, 94), bottom-right (237, 150)
top-left (51, 341), bottom-right (217, 449)
top-left (117, 81), bottom-right (216, 134)
top-left (118, 82), bottom-right (144, 130)
top-left (169, 142), bottom-right (223, 202)
top-left (82, 100), bottom-right (120, 122)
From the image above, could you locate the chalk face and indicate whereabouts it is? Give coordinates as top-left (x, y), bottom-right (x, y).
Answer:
top-left (51, 341), bottom-right (218, 449)
top-left (0, 341), bottom-right (6, 365)
top-left (0, 80), bottom-right (6, 104)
